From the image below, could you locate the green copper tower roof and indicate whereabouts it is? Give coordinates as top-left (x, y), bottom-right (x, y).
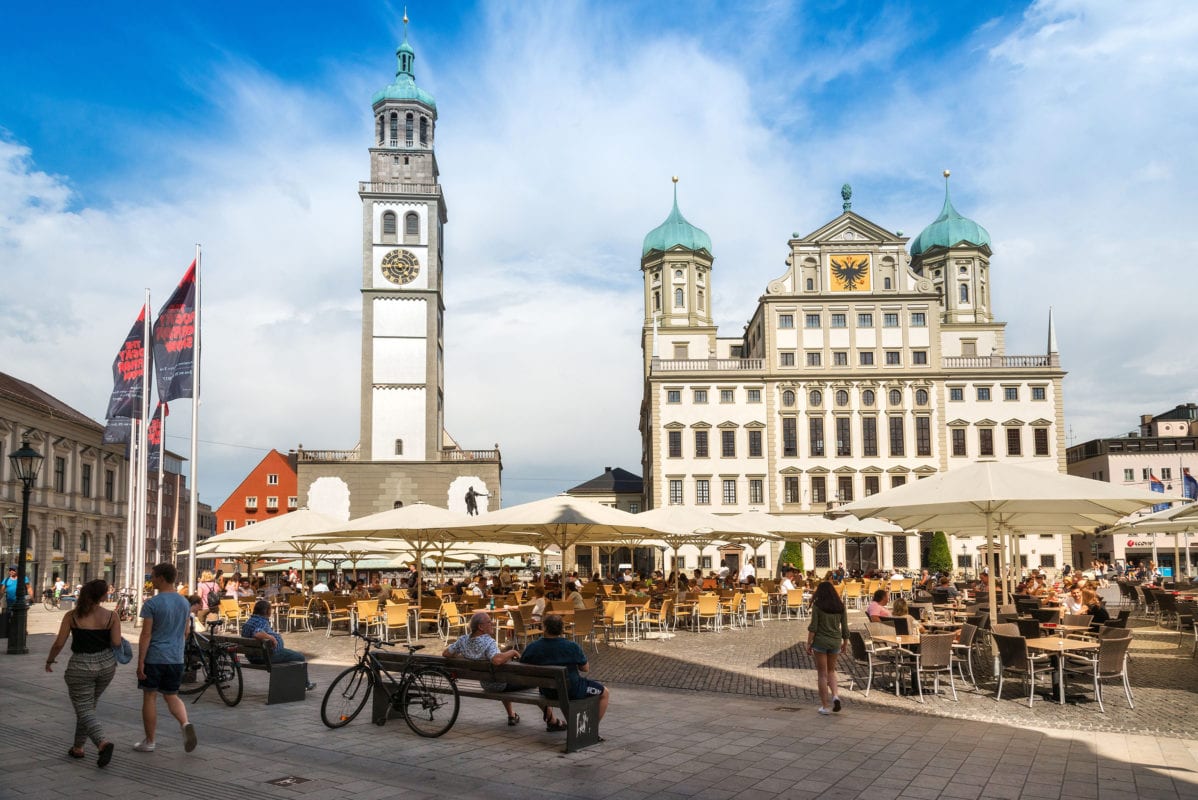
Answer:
top-left (372, 17), bottom-right (436, 110)
top-left (642, 179), bottom-right (712, 256)
top-left (909, 172), bottom-right (990, 256)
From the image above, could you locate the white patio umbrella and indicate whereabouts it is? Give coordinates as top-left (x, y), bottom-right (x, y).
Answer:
top-left (840, 460), bottom-right (1179, 625)
top-left (183, 509), bottom-right (343, 586)
top-left (438, 494), bottom-right (673, 583)
top-left (1110, 500), bottom-right (1198, 581)
top-left (634, 507), bottom-right (772, 581)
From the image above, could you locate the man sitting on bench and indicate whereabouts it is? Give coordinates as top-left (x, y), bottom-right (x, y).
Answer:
top-left (520, 613), bottom-right (610, 731)
top-left (443, 611), bottom-right (523, 727)
top-left (241, 600), bottom-right (317, 691)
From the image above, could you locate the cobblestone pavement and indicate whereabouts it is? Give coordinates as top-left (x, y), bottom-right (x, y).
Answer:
top-left (3, 602), bottom-right (1198, 800)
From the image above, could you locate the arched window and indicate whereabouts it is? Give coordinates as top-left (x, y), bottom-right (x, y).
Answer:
top-left (104, 534), bottom-right (113, 554)
top-left (806, 278), bottom-right (814, 291)
top-left (419, 116), bottom-right (428, 145)
top-left (884, 277), bottom-right (892, 290)
top-left (782, 390), bottom-right (796, 407)
top-left (404, 212), bottom-right (420, 244)
top-left (389, 112), bottom-right (398, 145)
top-left (674, 288), bottom-right (684, 308)
top-left (381, 211), bottom-right (397, 243)
top-left (395, 439), bottom-right (404, 456)
top-left (835, 389), bottom-right (849, 407)
top-left (697, 290), bottom-right (705, 311)
top-left (959, 283), bottom-right (969, 303)
top-left (889, 389), bottom-right (902, 406)
top-left (376, 116), bottom-right (384, 145)
top-left (915, 389), bottom-right (929, 406)
top-left (809, 390), bottom-right (823, 406)
top-left (862, 389), bottom-right (875, 406)
top-left (80, 532), bottom-right (90, 552)
top-left (405, 113), bottom-right (414, 145)
top-left (653, 291), bottom-right (661, 311)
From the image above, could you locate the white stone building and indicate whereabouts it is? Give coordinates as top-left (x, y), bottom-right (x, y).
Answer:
top-left (640, 178), bottom-right (1070, 576)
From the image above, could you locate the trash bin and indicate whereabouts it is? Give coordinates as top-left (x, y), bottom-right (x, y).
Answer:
top-left (59, 596), bottom-right (76, 611)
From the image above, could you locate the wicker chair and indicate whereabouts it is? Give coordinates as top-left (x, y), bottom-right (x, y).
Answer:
top-left (912, 633), bottom-right (958, 703)
top-left (1063, 634), bottom-right (1134, 712)
top-left (992, 632), bottom-right (1053, 707)
top-left (848, 630), bottom-right (894, 697)
top-left (952, 622), bottom-right (979, 688)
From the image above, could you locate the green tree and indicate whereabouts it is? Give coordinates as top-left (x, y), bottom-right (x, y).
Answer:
top-left (928, 531), bottom-right (953, 575)
top-left (780, 541), bottom-right (803, 573)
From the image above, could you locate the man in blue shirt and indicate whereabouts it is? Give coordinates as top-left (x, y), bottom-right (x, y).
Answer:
top-left (3, 566), bottom-right (30, 606)
top-left (519, 614), bottom-right (609, 728)
top-left (134, 563), bottom-right (197, 754)
top-left (241, 600), bottom-right (316, 690)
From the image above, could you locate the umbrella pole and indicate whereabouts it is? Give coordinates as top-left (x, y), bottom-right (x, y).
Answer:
top-left (985, 512), bottom-right (1001, 676)
top-left (1175, 533), bottom-right (1182, 586)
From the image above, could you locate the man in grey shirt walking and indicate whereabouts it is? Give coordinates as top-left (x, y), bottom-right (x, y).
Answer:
top-left (134, 562), bottom-right (196, 753)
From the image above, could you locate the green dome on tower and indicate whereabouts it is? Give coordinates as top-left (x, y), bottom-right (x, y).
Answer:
top-left (372, 24), bottom-right (436, 110)
top-left (909, 172), bottom-right (990, 256)
top-left (642, 180), bottom-right (712, 256)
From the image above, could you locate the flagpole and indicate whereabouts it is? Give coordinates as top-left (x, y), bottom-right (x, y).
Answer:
top-left (136, 287), bottom-right (152, 621)
top-left (155, 403), bottom-right (166, 565)
top-left (124, 418), bottom-right (137, 600)
top-left (187, 244), bottom-right (202, 593)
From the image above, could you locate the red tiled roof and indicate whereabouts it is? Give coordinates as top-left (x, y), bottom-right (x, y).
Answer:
top-left (0, 372), bottom-right (103, 432)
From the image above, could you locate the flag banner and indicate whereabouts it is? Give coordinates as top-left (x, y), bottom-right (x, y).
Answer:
top-left (1184, 468), bottom-right (1198, 501)
top-left (105, 306), bottom-right (148, 420)
top-left (147, 403), bottom-right (168, 473)
top-left (153, 260), bottom-right (197, 402)
top-left (103, 417), bottom-right (132, 445)
top-left (1150, 473), bottom-right (1167, 512)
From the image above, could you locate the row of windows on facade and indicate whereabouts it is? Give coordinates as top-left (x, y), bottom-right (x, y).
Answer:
top-left (43, 457), bottom-right (119, 501)
top-left (778, 311), bottom-right (930, 330)
top-left (652, 287), bottom-right (705, 313)
top-left (376, 111), bottom-right (430, 148)
top-left (380, 210), bottom-right (421, 244)
top-left (235, 495), bottom-right (298, 514)
top-left (665, 473), bottom-right (911, 507)
top-left (45, 530), bottom-right (116, 553)
top-left (663, 554), bottom-right (768, 571)
top-left (1106, 467), bottom-right (1190, 483)
top-left (667, 421), bottom-right (1051, 460)
top-left (665, 385), bottom-right (1047, 407)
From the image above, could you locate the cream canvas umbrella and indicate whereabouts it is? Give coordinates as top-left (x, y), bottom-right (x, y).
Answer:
top-left (1110, 500), bottom-right (1198, 581)
top-left (439, 494), bottom-right (673, 583)
top-left (840, 460), bottom-right (1179, 625)
top-left (184, 509), bottom-right (343, 586)
top-left (633, 507), bottom-right (773, 581)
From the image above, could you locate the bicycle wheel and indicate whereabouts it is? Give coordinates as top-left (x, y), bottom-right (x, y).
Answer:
top-left (43, 596), bottom-right (55, 611)
top-left (400, 667), bottom-right (459, 738)
top-left (214, 650), bottom-right (243, 707)
top-left (321, 665), bottom-right (373, 728)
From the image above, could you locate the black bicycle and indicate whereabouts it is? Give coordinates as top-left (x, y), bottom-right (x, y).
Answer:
top-left (321, 629), bottom-right (459, 737)
top-left (179, 619), bottom-right (243, 706)
top-left (42, 588), bottom-right (60, 611)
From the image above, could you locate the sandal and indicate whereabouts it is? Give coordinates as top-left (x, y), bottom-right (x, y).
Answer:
top-left (67, 747), bottom-right (85, 759)
top-left (545, 719), bottom-right (568, 732)
top-left (507, 713), bottom-right (520, 726)
top-left (97, 742), bottom-right (114, 768)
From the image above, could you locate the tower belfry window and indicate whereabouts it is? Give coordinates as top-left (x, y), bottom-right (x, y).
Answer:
top-left (389, 113), bottom-right (398, 146)
top-left (405, 113), bottom-right (414, 146)
top-left (404, 212), bottom-right (420, 243)
top-left (382, 211), bottom-right (397, 243)
top-left (419, 117), bottom-right (428, 145)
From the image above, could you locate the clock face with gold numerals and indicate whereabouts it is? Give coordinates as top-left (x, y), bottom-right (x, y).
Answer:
top-left (380, 249), bottom-right (420, 285)
top-left (828, 253), bottom-right (871, 292)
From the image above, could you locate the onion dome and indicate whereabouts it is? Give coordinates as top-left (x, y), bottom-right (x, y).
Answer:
top-left (642, 179), bottom-right (712, 256)
top-left (909, 171), bottom-right (990, 256)
top-left (372, 20), bottom-right (436, 110)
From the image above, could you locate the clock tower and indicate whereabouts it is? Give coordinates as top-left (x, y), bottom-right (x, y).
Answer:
top-left (360, 16), bottom-right (446, 461)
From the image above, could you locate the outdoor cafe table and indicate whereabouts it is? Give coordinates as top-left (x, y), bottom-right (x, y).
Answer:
top-left (871, 633), bottom-right (924, 695)
top-left (1024, 636), bottom-right (1099, 705)
top-left (1040, 623), bottom-right (1091, 637)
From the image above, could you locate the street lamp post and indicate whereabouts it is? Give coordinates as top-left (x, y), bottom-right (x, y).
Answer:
top-left (960, 542), bottom-right (968, 579)
top-left (8, 437), bottom-right (44, 655)
top-left (1, 511), bottom-right (16, 567)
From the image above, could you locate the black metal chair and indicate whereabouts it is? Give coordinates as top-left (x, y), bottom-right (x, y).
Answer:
top-left (1015, 617), bottom-right (1043, 639)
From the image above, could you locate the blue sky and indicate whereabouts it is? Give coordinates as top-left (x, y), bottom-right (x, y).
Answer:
top-left (3, 0), bottom-right (1196, 509)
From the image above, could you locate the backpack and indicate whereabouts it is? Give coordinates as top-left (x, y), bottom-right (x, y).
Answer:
top-left (205, 582), bottom-right (220, 611)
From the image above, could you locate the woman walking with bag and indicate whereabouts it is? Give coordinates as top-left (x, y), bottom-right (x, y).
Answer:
top-left (806, 580), bottom-right (850, 715)
top-left (45, 578), bottom-right (123, 767)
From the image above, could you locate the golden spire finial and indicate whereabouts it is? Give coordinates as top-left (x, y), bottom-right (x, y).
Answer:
top-left (403, 6), bottom-right (409, 25)
top-left (671, 175), bottom-right (679, 183)
top-left (943, 169), bottom-right (951, 179)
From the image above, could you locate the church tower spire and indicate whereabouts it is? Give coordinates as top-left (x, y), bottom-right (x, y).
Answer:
top-left (358, 18), bottom-right (447, 461)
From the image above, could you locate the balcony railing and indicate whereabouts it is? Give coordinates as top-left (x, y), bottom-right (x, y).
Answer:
top-left (941, 355), bottom-right (1051, 368)
top-left (384, 139), bottom-right (433, 150)
top-left (359, 181), bottom-right (442, 195)
top-left (441, 449), bottom-right (501, 462)
top-left (651, 357), bottom-right (764, 373)
top-left (294, 447), bottom-right (500, 463)
top-left (295, 449), bottom-right (360, 463)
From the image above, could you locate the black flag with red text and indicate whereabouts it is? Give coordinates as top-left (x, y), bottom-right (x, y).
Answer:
top-left (147, 403), bottom-right (169, 473)
top-left (105, 305), bottom-right (148, 420)
top-left (153, 260), bottom-right (197, 402)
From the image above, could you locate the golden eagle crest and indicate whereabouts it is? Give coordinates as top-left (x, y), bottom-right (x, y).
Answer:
top-left (829, 254), bottom-right (871, 292)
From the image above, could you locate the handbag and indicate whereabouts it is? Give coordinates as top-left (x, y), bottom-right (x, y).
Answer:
top-left (113, 637), bottom-right (133, 664)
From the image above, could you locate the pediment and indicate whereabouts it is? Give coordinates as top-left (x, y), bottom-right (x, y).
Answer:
top-left (689, 422), bottom-right (712, 429)
top-left (664, 422), bottom-right (685, 430)
top-left (833, 466), bottom-right (857, 474)
top-left (947, 419), bottom-right (971, 428)
top-left (1030, 418), bottom-right (1053, 427)
top-left (808, 466), bottom-right (831, 475)
top-left (859, 466), bottom-right (884, 474)
top-left (913, 465), bottom-right (939, 475)
top-left (887, 466), bottom-right (911, 474)
top-left (975, 418), bottom-right (997, 427)
top-left (717, 420), bottom-right (740, 429)
top-left (779, 467), bottom-right (802, 475)
top-left (1002, 418), bottom-right (1025, 427)
top-left (798, 212), bottom-right (905, 246)
top-left (744, 421), bottom-right (766, 430)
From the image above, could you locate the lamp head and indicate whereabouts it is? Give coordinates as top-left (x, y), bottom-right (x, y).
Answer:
top-left (9, 437), bottom-right (43, 486)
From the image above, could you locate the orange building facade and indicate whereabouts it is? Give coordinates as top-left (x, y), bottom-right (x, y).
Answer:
top-left (214, 449), bottom-right (299, 534)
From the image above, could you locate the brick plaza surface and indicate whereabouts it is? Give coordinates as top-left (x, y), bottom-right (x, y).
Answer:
top-left (2, 599), bottom-right (1197, 800)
